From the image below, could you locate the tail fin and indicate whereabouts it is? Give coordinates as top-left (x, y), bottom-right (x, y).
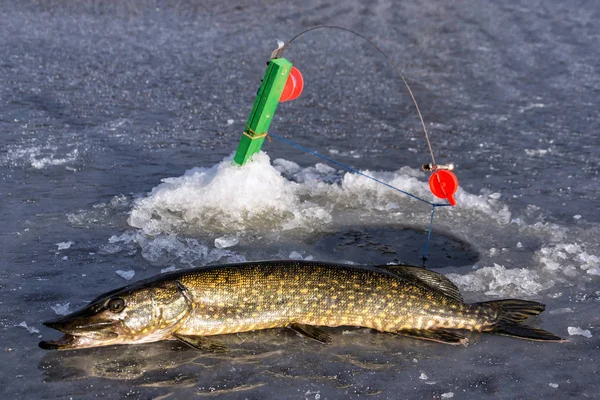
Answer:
top-left (478, 299), bottom-right (545, 322)
top-left (494, 320), bottom-right (564, 342)
top-left (476, 299), bottom-right (564, 342)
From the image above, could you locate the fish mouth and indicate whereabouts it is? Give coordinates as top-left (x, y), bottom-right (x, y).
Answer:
top-left (40, 316), bottom-right (119, 350)
top-left (43, 319), bottom-right (115, 333)
top-left (39, 334), bottom-right (77, 350)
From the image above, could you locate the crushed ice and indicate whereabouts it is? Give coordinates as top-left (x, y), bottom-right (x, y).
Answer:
top-left (56, 241), bottom-right (74, 251)
top-left (214, 235), bottom-right (239, 249)
top-left (50, 303), bottom-right (71, 315)
top-left (567, 327), bottom-right (592, 338)
top-left (116, 269), bottom-right (135, 280)
top-left (17, 321), bottom-right (39, 334)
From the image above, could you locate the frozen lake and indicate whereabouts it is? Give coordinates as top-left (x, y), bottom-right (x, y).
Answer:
top-left (1, 0), bottom-right (599, 398)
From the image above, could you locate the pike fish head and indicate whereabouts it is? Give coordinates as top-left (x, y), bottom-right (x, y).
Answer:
top-left (40, 280), bottom-right (192, 350)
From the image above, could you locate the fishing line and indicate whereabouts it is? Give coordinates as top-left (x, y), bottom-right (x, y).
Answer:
top-left (269, 132), bottom-right (451, 264)
top-left (274, 25), bottom-right (438, 166)
top-left (269, 132), bottom-right (451, 207)
top-left (267, 26), bottom-right (458, 263)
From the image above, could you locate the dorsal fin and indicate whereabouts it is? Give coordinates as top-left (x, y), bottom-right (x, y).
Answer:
top-left (379, 265), bottom-right (463, 303)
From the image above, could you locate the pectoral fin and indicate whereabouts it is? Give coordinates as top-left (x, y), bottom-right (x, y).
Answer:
top-left (172, 332), bottom-right (228, 352)
top-left (396, 329), bottom-right (469, 346)
top-left (289, 324), bottom-right (332, 344)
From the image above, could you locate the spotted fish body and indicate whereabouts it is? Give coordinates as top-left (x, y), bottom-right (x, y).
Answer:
top-left (179, 262), bottom-right (484, 335)
top-left (40, 261), bottom-right (563, 350)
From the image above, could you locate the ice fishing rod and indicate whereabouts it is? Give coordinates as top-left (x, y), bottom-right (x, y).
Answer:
top-left (232, 26), bottom-right (460, 263)
top-left (233, 25), bottom-right (459, 207)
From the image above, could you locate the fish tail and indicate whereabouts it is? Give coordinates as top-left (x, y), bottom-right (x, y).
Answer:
top-left (477, 299), bottom-right (545, 322)
top-left (476, 299), bottom-right (564, 342)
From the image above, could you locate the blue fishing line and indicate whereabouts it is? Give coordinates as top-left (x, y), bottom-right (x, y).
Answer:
top-left (269, 132), bottom-right (451, 207)
top-left (268, 132), bottom-right (452, 262)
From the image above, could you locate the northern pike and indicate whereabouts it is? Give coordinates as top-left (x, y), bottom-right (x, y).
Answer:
top-left (39, 261), bottom-right (563, 350)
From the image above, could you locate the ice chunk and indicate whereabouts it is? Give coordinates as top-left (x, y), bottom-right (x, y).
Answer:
top-left (441, 393), bottom-right (454, 399)
top-left (384, 202), bottom-right (399, 211)
top-left (226, 119), bottom-right (234, 125)
top-left (567, 327), bottom-right (592, 338)
top-left (116, 269), bottom-right (135, 280)
top-left (304, 390), bottom-right (320, 400)
top-left (549, 307), bottom-right (572, 315)
top-left (50, 303), bottom-right (70, 315)
top-left (289, 251), bottom-right (303, 260)
top-left (272, 158), bottom-right (301, 175)
top-left (549, 383), bottom-right (559, 388)
top-left (56, 241), bottom-right (74, 250)
top-left (160, 266), bottom-right (178, 273)
top-left (17, 321), bottom-right (39, 334)
top-left (214, 235), bottom-right (239, 249)
top-left (524, 148), bottom-right (550, 156)
top-left (419, 373), bottom-right (428, 380)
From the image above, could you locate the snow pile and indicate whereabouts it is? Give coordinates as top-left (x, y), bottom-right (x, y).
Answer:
top-left (128, 153), bottom-right (325, 235)
top-left (127, 153), bottom-right (512, 240)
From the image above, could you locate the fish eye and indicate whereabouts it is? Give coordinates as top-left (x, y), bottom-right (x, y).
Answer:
top-left (107, 298), bottom-right (125, 313)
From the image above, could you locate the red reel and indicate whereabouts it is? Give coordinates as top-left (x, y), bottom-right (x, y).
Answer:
top-left (429, 170), bottom-right (458, 206)
top-left (279, 66), bottom-right (304, 102)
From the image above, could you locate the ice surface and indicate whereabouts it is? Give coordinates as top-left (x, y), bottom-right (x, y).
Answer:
top-left (55, 241), bottom-right (74, 250)
top-left (50, 303), bottom-right (70, 316)
top-left (116, 269), bottom-right (135, 280)
top-left (567, 327), bottom-right (592, 338)
top-left (1, 144), bottom-right (79, 169)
